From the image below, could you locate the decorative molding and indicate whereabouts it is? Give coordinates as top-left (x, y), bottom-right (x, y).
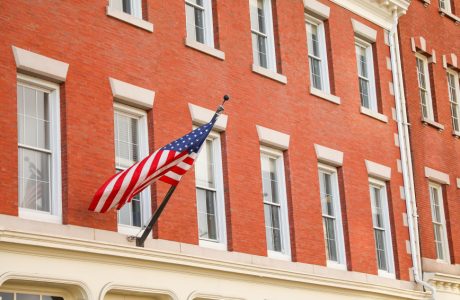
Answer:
top-left (314, 144), bottom-right (344, 166)
top-left (365, 160), bottom-right (391, 181)
top-left (425, 273), bottom-right (460, 294)
top-left (351, 19), bottom-right (377, 42)
top-left (256, 125), bottom-right (290, 150)
top-left (12, 46), bottom-right (69, 82)
top-left (106, 6), bottom-right (153, 32)
top-left (410, 37), bottom-right (436, 63)
top-left (109, 78), bottom-right (155, 109)
top-left (310, 87), bottom-right (341, 105)
top-left (252, 64), bottom-right (287, 84)
top-left (100, 283), bottom-right (178, 300)
top-left (188, 103), bottom-right (228, 131)
top-left (303, 0), bottom-right (330, 20)
top-left (424, 167), bottom-right (450, 185)
top-left (187, 291), bottom-right (245, 300)
top-left (442, 53), bottom-right (459, 71)
top-left (185, 38), bottom-right (225, 60)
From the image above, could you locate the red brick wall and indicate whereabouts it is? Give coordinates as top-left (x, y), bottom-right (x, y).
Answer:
top-left (399, 0), bottom-right (460, 263)
top-left (0, 0), bottom-right (412, 279)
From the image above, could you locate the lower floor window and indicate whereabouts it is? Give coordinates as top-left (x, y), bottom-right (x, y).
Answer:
top-left (0, 292), bottom-right (63, 300)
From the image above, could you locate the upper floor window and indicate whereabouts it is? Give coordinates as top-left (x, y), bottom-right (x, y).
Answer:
top-left (110, 0), bottom-right (142, 18)
top-left (194, 131), bottom-right (227, 250)
top-left (447, 69), bottom-right (460, 133)
top-left (318, 164), bottom-right (346, 269)
top-left (260, 147), bottom-right (290, 259)
top-left (185, 0), bottom-right (215, 47)
top-left (415, 54), bottom-right (435, 121)
top-left (369, 179), bottom-right (395, 277)
top-left (114, 103), bottom-right (151, 235)
top-left (439, 0), bottom-right (453, 13)
top-left (249, 0), bottom-right (276, 71)
top-left (429, 182), bottom-right (450, 263)
top-left (355, 38), bottom-right (377, 111)
top-left (17, 75), bottom-right (62, 224)
top-left (306, 15), bottom-right (330, 93)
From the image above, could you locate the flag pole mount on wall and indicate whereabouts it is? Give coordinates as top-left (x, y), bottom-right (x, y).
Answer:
top-left (133, 95), bottom-right (230, 248)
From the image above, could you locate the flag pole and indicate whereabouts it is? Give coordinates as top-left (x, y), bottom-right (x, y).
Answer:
top-left (134, 95), bottom-right (230, 248)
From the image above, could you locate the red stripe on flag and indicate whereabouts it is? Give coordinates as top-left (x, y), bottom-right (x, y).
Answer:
top-left (159, 176), bottom-right (179, 186)
top-left (88, 172), bottom-right (119, 211)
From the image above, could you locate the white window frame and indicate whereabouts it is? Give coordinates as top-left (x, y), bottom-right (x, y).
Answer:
top-left (17, 74), bottom-right (62, 224)
top-left (109, 0), bottom-right (143, 18)
top-left (429, 182), bottom-right (450, 263)
top-left (439, 0), bottom-right (452, 13)
top-left (260, 146), bottom-right (291, 260)
top-left (355, 38), bottom-right (378, 112)
top-left (113, 102), bottom-right (151, 236)
top-left (415, 53), bottom-right (435, 121)
top-left (318, 163), bottom-right (347, 270)
top-left (306, 15), bottom-right (330, 94)
top-left (250, 0), bottom-right (277, 72)
top-left (194, 130), bottom-right (227, 250)
top-left (185, 0), bottom-right (215, 47)
top-left (369, 178), bottom-right (395, 278)
top-left (447, 69), bottom-right (460, 133)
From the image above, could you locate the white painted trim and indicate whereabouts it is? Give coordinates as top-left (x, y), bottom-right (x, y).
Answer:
top-left (252, 64), bottom-right (287, 84)
top-left (314, 144), bottom-right (343, 166)
top-left (106, 6), bottom-right (154, 32)
top-left (256, 125), bottom-right (290, 150)
top-left (457, 178), bottom-right (460, 189)
top-left (109, 77), bottom-right (155, 109)
top-left (351, 19), bottom-right (377, 42)
top-left (12, 46), bottom-right (69, 82)
top-left (310, 87), bottom-right (341, 104)
top-left (365, 160), bottom-right (391, 181)
top-left (360, 107), bottom-right (389, 123)
top-left (424, 167), bottom-right (450, 185)
top-left (303, 0), bottom-right (330, 20)
top-left (185, 38), bottom-right (225, 60)
top-left (188, 103), bottom-right (228, 131)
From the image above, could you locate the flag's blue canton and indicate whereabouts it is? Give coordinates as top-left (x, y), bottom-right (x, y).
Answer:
top-left (162, 120), bottom-right (215, 154)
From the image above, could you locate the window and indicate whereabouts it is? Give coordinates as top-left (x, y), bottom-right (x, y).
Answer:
top-left (185, 0), bottom-right (214, 47)
top-left (114, 103), bottom-right (151, 234)
top-left (260, 147), bottom-right (290, 259)
top-left (194, 131), bottom-right (227, 249)
top-left (109, 0), bottom-right (142, 18)
top-left (429, 183), bottom-right (450, 262)
top-left (369, 179), bottom-right (395, 277)
top-left (306, 15), bottom-right (330, 93)
top-left (249, 0), bottom-right (276, 71)
top-left (415, 54), bottom-right (435, 121)
top-left (439, 0), bottom-right (452, 13)
top-left (17, 74), bottom-right (61, 223)
top-left (355, 39), bottom-right (377, 111)
top-left (318, 164), bottom-right (346, 268)
top-left (0, 292), bottom-right (63, 300)
top-left (447, 69), bottom-right (460, 133)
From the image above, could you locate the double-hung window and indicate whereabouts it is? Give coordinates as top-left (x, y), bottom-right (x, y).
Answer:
top-left (415, 54), bottom-right (435, 121)
top-left (355, 39), bottom-right (377, 111)
top-left (429, 183), bottom-right (450, 263)
top-left (249, 0), bottom-right (276, 71)
top-left (194, 131), bottom-right (227, 249)
top-left (306, 15), bottom-right (330, 93)
top-left (318, 164), bottom-right (346, 269)
top-left (109, 0), bottom-right (143, 18)
top-left (114, 103), bottom-right (151, 235)
top-left (369, 179), bottom-right (395, 277)
top-left (17, 74), bottom-right (62, 223)
top-left (447, 69), bottom-right (460, 133)
top-left (439, 0), bottom-right (453, 13)
top-left (185, 0), bottom-right (214, 47)
top-left (0, 292), bottom-right (64, 300)
top-left (260, 147), bottom-right (290, 259)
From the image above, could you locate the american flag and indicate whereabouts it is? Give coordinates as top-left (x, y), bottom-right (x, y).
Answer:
top-left (88, 112), bottom-right (220, 213)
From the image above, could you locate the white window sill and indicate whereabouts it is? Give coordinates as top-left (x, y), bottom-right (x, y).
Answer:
top-left (422, 118), bottom-right (445, 131)
top-left (106, 6), bottom-right (154, 32)
top-left (326, 260), bottom-right (347, 270)
top-left (360, 107), bottom-right (388, 123)
top-left (439, 9), bottom-right (460, 23)
top-left (118, 224), bottom-right (146, 237)
top-left (19, 208), bottom-right (61, 224)
top-left (199, 239), bottom-right (227, 251)
top-left (378, 270), bottom-right (396, 279)
top-left (310, 87), bottom-right (341, 104)
top-left (267, 250), bottom-right (291, 261)
top-left (185, 38), bottom-right (225, 60)
top-left (435, 258), bottom-right (451, 264)
top-left (453, 130), bottom-right (460, 138)
top-left (252, 64), bottom-right (287, 84)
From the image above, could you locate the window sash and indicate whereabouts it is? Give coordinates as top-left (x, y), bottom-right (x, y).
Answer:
top-left (355, 40), bottom-right (377, 111)
top-left (415, 55), bottom-right (434, 120)
top-left (185, 0), bottom-right (214, 47)
top-left (439, 0), bottom-right (452, 12)
top-left (429, 183), bottom-right (450, 262)
top-left (306, 16), bottom-right (330, 93)
top-left (447, 70), bottom-right (460, 132)
top-left (250, 0), bottom-right (276, 71)
top-left (110, 0), bottom-right (143, 18)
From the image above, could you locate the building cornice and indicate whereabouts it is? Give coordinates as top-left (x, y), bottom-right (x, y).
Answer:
top-left (425, 273), bottom-right (460, 294)
top-left (330, 0), bottom-right (411, 29)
